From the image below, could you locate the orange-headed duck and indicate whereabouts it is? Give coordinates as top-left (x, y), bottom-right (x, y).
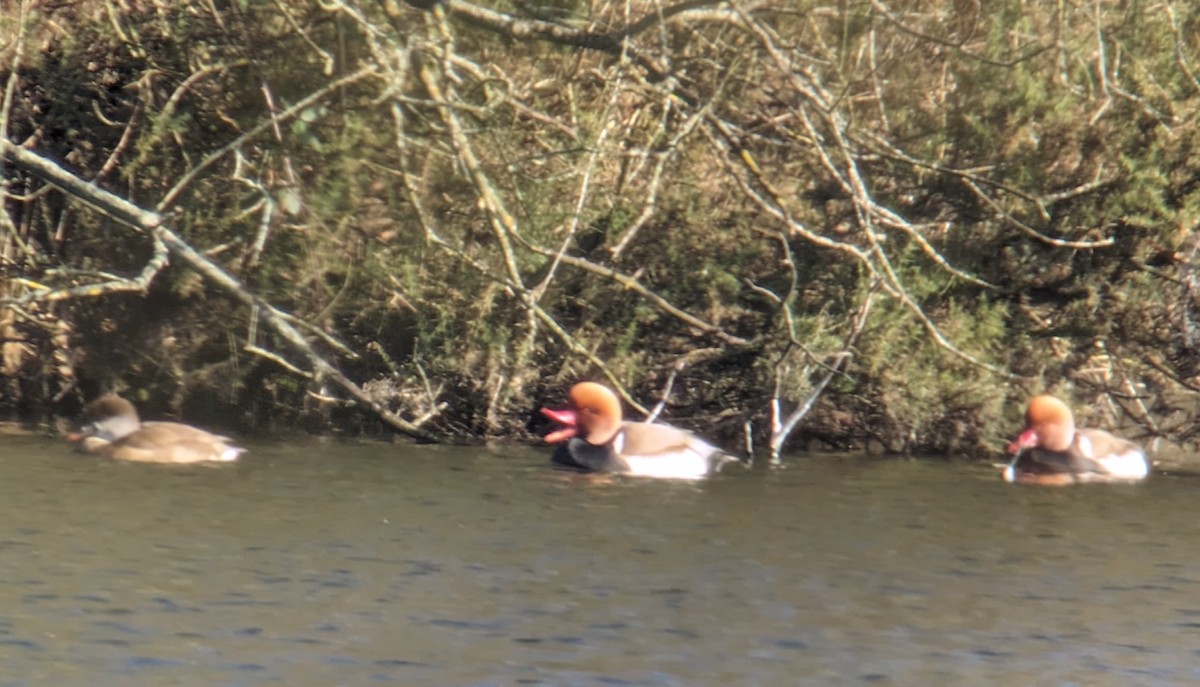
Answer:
top-left (1003, 394), bottom-right (1148, 485)
top-left (71, 395), bottom-right (244, 464)
top-left (539, 382), bottom-right (736, 480)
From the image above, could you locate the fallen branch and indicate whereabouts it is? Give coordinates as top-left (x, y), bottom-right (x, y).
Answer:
top-left (1, 139), bottom-right (439, 443)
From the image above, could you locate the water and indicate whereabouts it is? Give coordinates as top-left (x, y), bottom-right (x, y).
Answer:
top-left (0, 435), bottom-right (1196, 685)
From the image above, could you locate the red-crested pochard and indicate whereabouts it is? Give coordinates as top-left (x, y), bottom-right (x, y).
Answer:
top-left (71, 395), bottom-right (244, 464)
top-left (1003, 394), bottom-right (1148, 485)
top-left (539, 382), bottom-right (737, 479)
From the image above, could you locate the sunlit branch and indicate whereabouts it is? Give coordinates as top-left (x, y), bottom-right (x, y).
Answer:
top-left (0, 140), bottom-right (438, 442)
top-left (385, 99), bottom-right (651, 415)
top-left (768, 290), bottom-right (873, 463)
top-left (419, 21), bottom-right (525, 291)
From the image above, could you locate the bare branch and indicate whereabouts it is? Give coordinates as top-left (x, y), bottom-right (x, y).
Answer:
top-left (519, 238), bottom-right (749, 345)
top-left (2, 232), bottom-right (168, 305)
top-left (419, 37), bottom-right (525, 291)
top-left (440, 0), bottom-right (678, 80)
top-left (0, 140), bottom-right (438, 442)
top-left (1166, 3), bottom-right (1200, 96)
top-left (961, 178), bottom-right (1115, 249)
top-left (158, 64), bottom-right (378, 211)
top-left (768, 287), bottom-right (874, 462)
top-left (868, 0), bottom-right (1054, 67)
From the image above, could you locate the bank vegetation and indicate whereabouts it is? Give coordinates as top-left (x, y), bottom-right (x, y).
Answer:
top-left (2, 0), bottom-right (1199, 458)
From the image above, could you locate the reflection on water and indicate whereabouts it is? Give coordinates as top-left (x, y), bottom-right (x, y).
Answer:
top-left (0, 435), bottom-right (1197, 685)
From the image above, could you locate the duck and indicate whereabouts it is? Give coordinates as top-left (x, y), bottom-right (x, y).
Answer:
top-left (70, 395), bottom-right (244, 464)
top-left (538, 382), bottom-right (737, 479)
top-left (1003, 394), bottom-right (1148, 485)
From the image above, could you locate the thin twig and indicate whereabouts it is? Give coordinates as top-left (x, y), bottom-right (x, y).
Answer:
top-left (158, 65), bottom-right (378, 211)
top-left (644, 359), bottom-right (683, 423)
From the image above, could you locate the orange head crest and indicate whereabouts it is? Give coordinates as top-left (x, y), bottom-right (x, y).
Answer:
top-left (1008, 394), bottom-right (1076, 454)
top-left (540, 382), bottom-right (624, 446)
top-left (568, 382), bottom-right (623, 445)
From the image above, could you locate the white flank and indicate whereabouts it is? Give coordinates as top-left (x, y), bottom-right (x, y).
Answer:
top-left (621, 450), bottom-right (711, 480)
top-left (1098, 449), bottom-right (1149, 480)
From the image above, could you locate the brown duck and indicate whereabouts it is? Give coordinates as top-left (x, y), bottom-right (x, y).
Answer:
top-left (71, 395), bottom-right (244, 464)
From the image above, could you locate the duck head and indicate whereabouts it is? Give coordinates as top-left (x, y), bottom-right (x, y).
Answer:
top-left (1008, 394), bottom-right (1076, 454)
top-left (539, 382), bottom-right (623, 446)
top-left (71, 395), bottom-right (142, 443)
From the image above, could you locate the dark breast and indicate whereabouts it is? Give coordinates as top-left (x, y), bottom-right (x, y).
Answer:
top-left (551, 438), bottom-right (629, 473)
top-left (1016, 446), bottom-right (1101, 475)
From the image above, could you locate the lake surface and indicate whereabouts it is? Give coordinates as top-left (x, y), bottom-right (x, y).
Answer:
top-left (0, 435), bottom-right (1197, 686)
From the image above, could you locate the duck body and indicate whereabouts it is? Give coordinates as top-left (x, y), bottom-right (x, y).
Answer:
top-left (72, 395), bottom-right (244, 464)
top-left (1003, 395), bottom-right (1148, 485)
top-left (540, 382), bottom-right (733, 480)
